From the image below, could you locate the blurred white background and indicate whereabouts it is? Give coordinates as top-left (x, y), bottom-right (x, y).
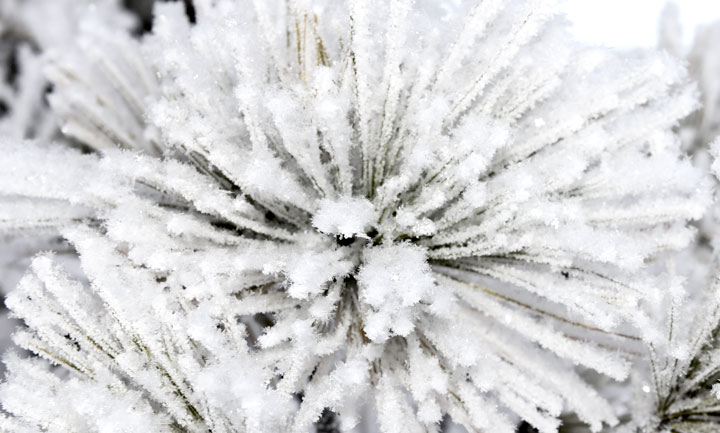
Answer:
top-left (565, 0), bottom-right (720, 49)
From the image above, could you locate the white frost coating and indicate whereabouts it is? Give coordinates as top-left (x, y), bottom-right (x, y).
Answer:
top-left (312, 197), bottom-right (378, 239)
top-left (0, 0), bottom-right (712, 432)
top-left (621, 13), bottom-right (720, 432)
top-left (285, 249), bottom-right (353, 299)
top-left (357, 244), bottom-right (436, 342)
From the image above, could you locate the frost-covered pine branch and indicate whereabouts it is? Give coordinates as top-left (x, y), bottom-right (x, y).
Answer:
top-left (0, 0), bottom-right (139, 360)
top-left (0, 1), bottom-right (710, 432)
top-left (0, 0), bottom-right (138, 283)
top-left (599, 7), bottom-right (720, 433)
top-left (0, 0), bottom-right (135, 141)
top-left (623, 263), bottom-right (720, 433)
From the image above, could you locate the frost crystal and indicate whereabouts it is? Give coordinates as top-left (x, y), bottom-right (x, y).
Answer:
top-left (0, 1), bottom-right (709, 432)
top-left (313, 197), bottom-right (377, 239)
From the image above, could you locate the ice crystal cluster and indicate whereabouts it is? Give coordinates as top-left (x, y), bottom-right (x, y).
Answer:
top-left (0, 0), bottom-right (715, 432)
